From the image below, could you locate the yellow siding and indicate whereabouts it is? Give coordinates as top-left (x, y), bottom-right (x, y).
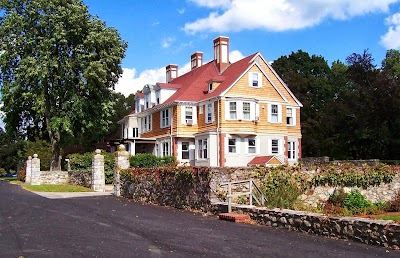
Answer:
top-left (225, 65), bottom-right (285, 102)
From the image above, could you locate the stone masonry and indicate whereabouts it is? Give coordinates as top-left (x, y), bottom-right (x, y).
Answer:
top-left (25, 156), bottom-right (32, 184)
top-left (92, 149), bottom-right (105, 192)
top-left (114, 145), bottom-right (129, 197)
top-left (30, 154), bottom-right (41, 185)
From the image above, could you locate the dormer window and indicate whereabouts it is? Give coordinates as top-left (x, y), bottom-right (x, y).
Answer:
top-left (208, 83), bottom-right (213, 92)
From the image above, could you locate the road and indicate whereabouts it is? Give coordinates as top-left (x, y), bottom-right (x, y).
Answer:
top-left (0, 181), bottom-right (398, 257)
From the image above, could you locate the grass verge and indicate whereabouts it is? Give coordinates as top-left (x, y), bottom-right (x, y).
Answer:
top-left (372, 214), bottom-right (400, 222)
top-left (23, 184), bottom-right (92, 192)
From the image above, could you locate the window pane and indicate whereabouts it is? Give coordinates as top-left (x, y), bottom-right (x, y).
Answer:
top-left (248, 139), bottom-right (256, 153)
top-left (272, 139), bottom-right (279, 154)
top-left (230, 102), bottom-right (237, 119)
top-left (228, 138), bottom-right (236, 153)
top-left (182, 142), bottom-right (189, 159)
top-left (252, 73), bottom-right (258, 87)
top-left (243, 102), bottom-right (250, 119)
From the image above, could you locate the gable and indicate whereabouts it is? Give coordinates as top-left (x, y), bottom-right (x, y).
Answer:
top-left (223, 64), bottom-right (286, 103)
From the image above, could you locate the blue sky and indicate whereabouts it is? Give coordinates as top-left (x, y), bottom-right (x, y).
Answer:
top-left (83, 0), bottom-right (400, 96)
top-left (1, 0), bottom-right (400, 128)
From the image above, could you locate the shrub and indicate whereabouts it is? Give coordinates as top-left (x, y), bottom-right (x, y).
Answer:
top-left (18, 167), bottom-right (26, 182)
top-left (387, 190), bottom-right (400, 212)
top-left (20, 140), bottom-right (53, 171)
top-left (258, 165), bottom-right (306, 209)
top-left (328, 188), bottom-right (347, 207)
top-left (67, 150), bottom-right (114, 184)
top-left (129, 154), bottom-right (176, 168)
top-left (343, 189), bottom-right (371, 214)
top-left (0, 168), bottom-right (6, 176)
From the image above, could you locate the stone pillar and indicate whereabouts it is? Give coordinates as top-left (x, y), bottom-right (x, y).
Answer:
top-left (91, 149), bottom-right (105, 192)
top-left (65, 159), bottom-right (71, 171)
top-left (31, 154), bottom-right (41, 185)
top-left (114, 144), bottom-right (129, 197)
top-left (25, 156), bottom-right (32, 184)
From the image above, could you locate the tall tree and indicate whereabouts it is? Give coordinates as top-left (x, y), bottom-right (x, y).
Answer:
top-left (0, 0), bottom-right (127, 169)
top-left (272, 50), bottom-right (333, 157)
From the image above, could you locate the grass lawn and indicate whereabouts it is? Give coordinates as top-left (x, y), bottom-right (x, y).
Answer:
top-left (23, 184), bottom-right (93, 192)
top-left (0, 177), bottom-right (19, 182)
top-left (372, 214), bottom-right (400, 222)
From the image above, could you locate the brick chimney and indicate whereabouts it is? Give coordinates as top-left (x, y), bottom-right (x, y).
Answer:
top-left (213, 36), bottom-right (229, 73)
top-left (166, 64), bottom-right (178, 83)
top-left (191, 52), bottom-right (203, 70)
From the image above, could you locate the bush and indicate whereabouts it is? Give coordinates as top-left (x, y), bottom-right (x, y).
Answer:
top-left (20, 140), bottom-right (53, 171)
top-left (328, 188), bottom-right (347, 207)
top-left (387, 190), bottom-right (400, 212)
top-left (0, 168), bottom-right (6, 176)
top-left (129, 154), bottom-right (176, 168)
top-left (67, 150), bottom-right (114, 184)
top-left (343, 189), bottom-right (371, 214)
top-left (258, 165), bottom-right (306, 209)
top-left (18, 167), bottom-right (26, 182)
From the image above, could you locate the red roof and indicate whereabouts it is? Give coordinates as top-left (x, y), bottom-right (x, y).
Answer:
top-left (247, 156), bottom-right (276, 165)
top-left (161, 53), bottom-right (258, 104)
top-left (157, 83), bottom-right (182, 89)
top-left (136, 92), bottom-right (144, 98)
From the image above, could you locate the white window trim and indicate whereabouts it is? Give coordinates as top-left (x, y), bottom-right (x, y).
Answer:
top-left (197, 138), bottom-right (208, 159)
top-left (286, 107), bottom-right (296, 126)
top-left (246, 138), bottom-right (257, 154)
top-left (249, 72), bottom-right (262, 88)
top-left (268, 103), bottom-right (282, 124)
top-left (227, 138), bottom-right (237, 154)
top-left (243, 102), bottom-right (251, 120)
top-left (229, 102), bottom-right (237, 120)
top-left (181, 142), bottom-right (190, 160)
top-left (288, 141), bottom-right (296, 160)
top-left (181, 105), bottom-right (197, 125)
top-left (161, 108), bottom-right (171, 128)
top-left (270, 139), bottom-right (280, 155)
top-left (206, 103), bottom-right (214, 123)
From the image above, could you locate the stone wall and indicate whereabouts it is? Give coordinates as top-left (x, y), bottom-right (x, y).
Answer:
top-left (220, 206), bottom-right (400, 250)
top-left (299, 156), bottom-right (380, 168)
top-left (39, 171), bottom-right (69, 185)
top-left (68, 170), bottom-right (91, 188)
top-left (121, 167), bottom-right (212, 211)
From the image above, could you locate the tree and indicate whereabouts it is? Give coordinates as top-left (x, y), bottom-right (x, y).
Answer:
top-left (272, 50), bottom-right (333, 157)
top-left (0, 128), bottom-right (22, 172)
top-left (0, 0), bottom-right (127, 169)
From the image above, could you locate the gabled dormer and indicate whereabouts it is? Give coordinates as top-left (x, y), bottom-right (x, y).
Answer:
top-left (134, 93), bottom-right (144, 113)
top-left (154, 83), bottom-right (181, 105)
top-left (142, 84), bottom-right (156, 109)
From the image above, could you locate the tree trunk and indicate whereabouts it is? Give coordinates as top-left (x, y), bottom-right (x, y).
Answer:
top-left (50, 131), bottom-right (61, 171)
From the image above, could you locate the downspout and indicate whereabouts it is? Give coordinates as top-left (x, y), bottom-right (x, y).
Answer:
top-left (217, 98), bottom-right (220, 167)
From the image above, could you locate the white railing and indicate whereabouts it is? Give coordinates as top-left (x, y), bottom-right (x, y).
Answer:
top-left (220, 179), bottom-right (266, 213)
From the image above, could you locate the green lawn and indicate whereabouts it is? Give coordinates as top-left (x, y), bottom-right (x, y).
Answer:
top-left (0, 177), bottom-right (19, 182)
top-left (23, 184), bottom-right (93, 192)
top-left (372, 214), bottom-right (400, 222)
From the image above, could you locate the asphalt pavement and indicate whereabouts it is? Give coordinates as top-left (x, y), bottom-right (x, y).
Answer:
top-left (0, 180), bottom-right (398, 257)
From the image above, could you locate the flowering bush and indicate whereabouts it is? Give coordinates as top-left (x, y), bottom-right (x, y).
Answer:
top-left (18, 167), bottom-right (26, 182)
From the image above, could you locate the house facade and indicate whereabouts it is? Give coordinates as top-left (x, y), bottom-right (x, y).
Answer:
top-left (115, 36), bottom-right (302, 167)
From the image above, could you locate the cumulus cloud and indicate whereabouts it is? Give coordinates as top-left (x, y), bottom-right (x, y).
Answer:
top-left (381, 13), bottom-right (400, 49)
top-left (184, 0), bottom-right (399, 33)
top-left (161, 37), bottom-right (176, 48)
top-left (114, 50), bottom-right (245, 96)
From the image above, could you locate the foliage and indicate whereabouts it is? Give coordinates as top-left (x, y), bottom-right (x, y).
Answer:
top-left (0, 128), bottom-right (23, 172)
top-left (23, 184), bottom-right (92, 192)
top-left (20, 140), bottom-right (53, 171)
top-left (120, 166), bottom-right (212, 210)
top-left (67, 150), bottom-right (114, 184)
top-left (311, 163), bottom-right (395, 189)
top-left (387, 190), bottom-right (400, 212)
top-left (343, 189), bottom-right (372, 213)
top-left (0, 0), bottom-right (127, 169)
top-left (129, 154), bottom-right (176, 168)
top-left (0, 168), bottom-right (6, 176)
top-left (18, 167), bottom-right (26, 182)
top-left (257, 165), bottom-right (307, 209)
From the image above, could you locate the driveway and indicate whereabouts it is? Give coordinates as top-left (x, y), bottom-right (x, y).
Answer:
top-left (0, 181), bottom-right (398, 257)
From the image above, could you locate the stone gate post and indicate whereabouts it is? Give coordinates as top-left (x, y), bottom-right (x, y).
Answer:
top-left (114, 145), bottom-right (129, 197)
top-left (91, 149), bottom-right (105, 192)
top-left (31, 154), bottom-right (41, 185)
top-left (25, 156), bottom-right (32, 184)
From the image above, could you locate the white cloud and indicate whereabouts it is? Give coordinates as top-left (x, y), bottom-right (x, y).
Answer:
top-left (114, 50), bottom-right (245, 96)
top-left (184, 0), bottom-right (399, 33)
top-left (381, 13), bottom-right (400, 49)
top-left (177, 8), bottom-right (185, 14)
top-left (161, 37), bottom-right (176, 48)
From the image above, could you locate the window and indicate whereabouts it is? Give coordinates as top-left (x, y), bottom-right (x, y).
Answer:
top-left (162, 141), bottom-right (170, 156)
top-left (198, 139), bottom-right (208, 159)
top-left (271, 139), bottom-right (279, 154)
top-left (288, 141), bottom-right (296, 160)
top-left (229, 102), bottom-right (237, 119)
top-left (208, 83), bottom-right (213, 92)
top-left (142, 115), bottom-right (152, 132)
top-left (182, 142), bottom-right (189, 159)
top-left (161, 109), bottom-right (170, 127)
top-left (248, 138), bottom-right (256, 154)
top-left (271, 104), bottom-right (279, 123)
top-left (252, 73), bottom-right (259, 87)
top-left (206, 103), bottom-right (213, 123)
top-left (287, 108), bottom-right (294, 125)
top-left (145, 95), bottom-right (150, 109)
top-left (185, 106), bottom-right (193, 123)
top-left (243, 102), bottom-right (250, 120)
top-left (228, 138), bottom-right (236, 153)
